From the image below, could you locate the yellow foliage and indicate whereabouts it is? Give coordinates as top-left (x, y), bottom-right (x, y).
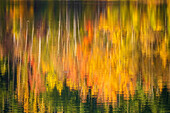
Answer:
top-left (0, 63), bottom-right (6, 76)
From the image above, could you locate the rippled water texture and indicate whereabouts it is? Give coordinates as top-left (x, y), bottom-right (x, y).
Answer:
top-left (0, 1), bottom-right (170, 113)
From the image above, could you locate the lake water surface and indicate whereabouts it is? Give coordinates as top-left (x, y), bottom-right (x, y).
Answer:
top-left (0, 1), bottom-right (170, 113)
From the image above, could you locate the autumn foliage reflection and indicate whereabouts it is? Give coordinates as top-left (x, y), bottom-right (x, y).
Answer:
top-left (0, 1), bottom-right (170, 113)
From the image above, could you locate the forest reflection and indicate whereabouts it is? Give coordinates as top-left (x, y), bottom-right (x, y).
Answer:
top-left (0, 1), bottom-right (170, 113)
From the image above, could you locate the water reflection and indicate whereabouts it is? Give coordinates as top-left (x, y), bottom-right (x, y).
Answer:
top-left (0, 1), bottom-right (170, 113)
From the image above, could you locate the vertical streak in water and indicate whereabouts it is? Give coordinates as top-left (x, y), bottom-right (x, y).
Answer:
top-left (94, 17), bottom-right (97, 47)
top-left (17, 53), bottom-right (22, 101)
top-left (77, 13), bottom-right (81, 44)
top-left (58, 10), bottom-right (61, 55)
top-left (12, 55), bottom-right (15, 101)
top-left (25, 21), bottom-right (28, 52)
top-left (74, 7), bottom-right (77, 56)
top-left (46, 25), bottom-right (50, 45)
top-left (132, 27), bottom-right (136, 92)
top-left (38, 36), bottom-right (41, 71)
top-left (8, 55), bottom-right (10, 90)
top-left (66, 3), bottom-right (70, 56)
top-left (31, 22), bottom-right (34, 60)
top-left (165, 3), bottom-right (167, 42)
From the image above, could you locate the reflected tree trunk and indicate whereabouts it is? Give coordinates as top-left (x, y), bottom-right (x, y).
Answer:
top-left (73, 10), bottom-right (77, 56)
top-left (46, 26), bottom-right (50, 45)
top-left (58, 11), bottom-right (61, 55)
top-left (77, 13), bottom-right (81, 44)
top-left (30, 22), bottom-right (34, 60)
